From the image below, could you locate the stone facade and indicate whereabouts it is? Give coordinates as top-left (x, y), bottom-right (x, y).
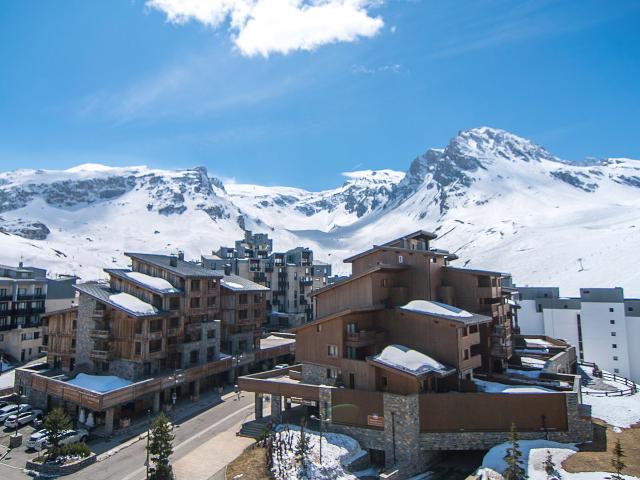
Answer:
top-left (108, 359), bottom-right (143, 381)
top-left (26, 454), bottom-right (96, 476)
top-left (544, 346), bottom-right (577, 374)
top-left (74, 296), bottom-right (96, 372)
top-left (301, 362), bottom-right (337, 386)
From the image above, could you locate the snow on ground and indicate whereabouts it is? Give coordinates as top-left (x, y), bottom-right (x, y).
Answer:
top-left (400, 300), bottom-right (473, 318)
top-left (108, 292), bottom-right (158, 315)
top-left (478, 439), bottom-right (639, 479)
top-left (272, 425), bottom-right (366, 480)
top-left (372, 345), bottom-right (450, 376)
top-left (124, 271), bottom-right (178, 293)
top-left (66, 373), bottom-right (132, 393)
top-left (475, 379), bottom-right (555, 394)
top-left (582, 393), bottom-right (640, 429)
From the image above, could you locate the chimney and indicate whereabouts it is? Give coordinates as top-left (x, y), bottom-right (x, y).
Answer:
top-left (169, 255), bottom-right (178, 267)
top-left (178, 251), bottom-right (185, 261)
top-left (18, 261), bottom-right (23, 268)
top-left (224, 264), bottom-right (231, 276)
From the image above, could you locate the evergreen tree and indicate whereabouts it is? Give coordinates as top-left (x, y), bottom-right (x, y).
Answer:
top-left (147, 412), bottom-right (175, 480)
top-left (611, 439), bottom-right (626, 480)
top-left (43, 408), bottom-right (73, 460)
top-left (503, 423), bottom-right (528, 480)
top-left (543, 450), bottom-right (556, 476)
top-left (295, 421), bottom-right (313, 472)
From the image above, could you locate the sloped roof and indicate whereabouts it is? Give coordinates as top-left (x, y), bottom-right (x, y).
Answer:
top-left (126, 253), bottom-right (222, 278)
top-left (215, 271), bottom-right (269, 292)
top-left (75, 282), bottom-right (167, 317)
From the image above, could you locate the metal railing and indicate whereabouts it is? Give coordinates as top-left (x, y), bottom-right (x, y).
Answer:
top-left (579, 361), bottom-right (638, 397)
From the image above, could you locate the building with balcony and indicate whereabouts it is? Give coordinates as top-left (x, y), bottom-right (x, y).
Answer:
top-left (202, 230), bottom-right (331, 329)
top-left (239, 231), bottom-right (592, 477)
top-left (0, 263), bottom-right (48, 363)
top-left (516, 286), bottom-right (640, 382)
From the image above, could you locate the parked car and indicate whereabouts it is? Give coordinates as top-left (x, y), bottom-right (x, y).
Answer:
top-left (32, 428), bottom-right (89, 451)
top-left (26, 429), bottom-right (48, 450)
top-left (4, 410), bottom-right (43, 429)
top-left (0, 404), bottom-right (31, 423)
top-left (274, 363), bottom-right (289, 369)
top-left (0, 401), bottom-right (10, 409)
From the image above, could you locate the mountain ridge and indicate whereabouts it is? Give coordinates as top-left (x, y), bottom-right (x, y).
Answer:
top-left (1, 127), bottom-right (639, 296)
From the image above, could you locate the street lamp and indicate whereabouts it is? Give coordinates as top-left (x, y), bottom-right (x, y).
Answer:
top-left (145, 409), bottom-right (151, 480)
top-left (310, 414), bottom-right (326, 465)
top-left (233, 353), bottom-right (244, 382)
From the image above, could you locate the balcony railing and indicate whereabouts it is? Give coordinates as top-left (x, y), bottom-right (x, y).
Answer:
top-left (345, 330), bottom-right (382, 347)
top-left (90, 329), bottom-right (110, 339)
top-left (90, 349), bottom-right (111, 360)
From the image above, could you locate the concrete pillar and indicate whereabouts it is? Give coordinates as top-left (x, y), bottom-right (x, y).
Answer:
top-left (255, 393), bottom-right (264, 420)
top-left (270, 395), bottom-right (282, 423)
top-left (192, 379), bottom-right (200, 401)
top-left (153, 392), bottom-right (161, 414)
top-left (104, 407), bottom-right (115, 436)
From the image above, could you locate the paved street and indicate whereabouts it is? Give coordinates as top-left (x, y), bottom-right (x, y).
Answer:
top-left (0, 391), bottom-right (257, 480)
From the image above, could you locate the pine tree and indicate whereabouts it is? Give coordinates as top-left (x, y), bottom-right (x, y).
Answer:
top-left (295, 421), bottom-right (313, 472)
top-left (43, 407), bottom-right (73, 461)
top-left (147, 412), bottom-right (175, 480)
top-left (503, 423), bottom-right (528, 480)
top-left (611, 439), bottom-right (626, 480)
top-left (543, 450), bottom-right (556, 476)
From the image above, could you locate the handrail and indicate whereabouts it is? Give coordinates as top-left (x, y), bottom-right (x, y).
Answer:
top-left (579, 362), bottom-right (638, 397)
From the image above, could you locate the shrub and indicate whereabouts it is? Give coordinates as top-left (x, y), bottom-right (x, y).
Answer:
top-left (60, 442), bottom-right (91, 459)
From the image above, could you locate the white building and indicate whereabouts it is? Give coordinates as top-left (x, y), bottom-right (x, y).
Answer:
top-left (516, 287), bottom-right (640, 382)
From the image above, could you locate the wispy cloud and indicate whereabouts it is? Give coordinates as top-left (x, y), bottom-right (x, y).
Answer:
top-left (146, 0), bottom-right (385, 57)
top-left (351, 63), bottom-right (401, 75)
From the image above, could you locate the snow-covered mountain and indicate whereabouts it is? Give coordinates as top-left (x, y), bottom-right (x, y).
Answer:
top-left (2, 127), bottom-right (639, 295)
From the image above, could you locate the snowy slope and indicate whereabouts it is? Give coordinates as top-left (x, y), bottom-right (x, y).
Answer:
top-left (1, 128), bottom-right (639, 296)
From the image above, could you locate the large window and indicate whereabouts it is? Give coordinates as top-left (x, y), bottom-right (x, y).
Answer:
top-left (327, 345), bottom-right (338, 357)
top-left (149, 339), bottom-right (162, 353)
top-left (190, 297), bottom-right (200, 308)
top-left (150, 319), bottom-right (163, 332)
top-left (239, 294), bottom-right (248, 305)
top-left (238, 310), bottom-right (248, 320)
top-left (191, 280), bottom-right (201, 291)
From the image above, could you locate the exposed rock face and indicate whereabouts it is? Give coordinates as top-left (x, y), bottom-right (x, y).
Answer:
top-left (0, 218), bottom-right (50, 240)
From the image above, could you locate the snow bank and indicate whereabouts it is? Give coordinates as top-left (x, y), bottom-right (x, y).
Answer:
top-left (401, 300), bottom-right (473, 318)
top-left (373, 345), bottom-right (450, 376)
top-left (475, 379), bottom-right (555, 394)
top-left (124, 271), bottom-right (178, 293)
top-left (272, 425), bottom-right (366, 480)
top-left (582, 393), bottom-right (640, 429)
top-left (0, 369), bottom-right (15, 390)
top-left (478, 439), bottom-right (639, 480)
top-left (66, 373), bottom-right (132, 393)
top-left (108, 292), bottom-right (158, 315)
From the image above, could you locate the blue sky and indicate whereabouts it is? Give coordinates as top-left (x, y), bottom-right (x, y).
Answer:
top-left (1, 0), bottom-right (639, 190)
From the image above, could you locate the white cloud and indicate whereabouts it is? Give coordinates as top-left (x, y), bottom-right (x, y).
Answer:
top-left (351, 63), bottom-right (400, 75)
top-left (146, 0), bottom-right (384, 57)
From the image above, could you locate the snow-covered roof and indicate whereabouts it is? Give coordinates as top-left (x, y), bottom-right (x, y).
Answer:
top-left (524, 338), bottom-right (553, 347)
top-left (400, 300), bottom-right (491, 325)
top-left (66, 373), bottom-right (132, 393)
top-left (216, 271), bottom-right (269, 292)
top-left (260, 335), bottom-right (296, 350)
top-left (124, 271), bottom-right (179, 293)
top-left (369, 344), bottom-right (454, 378)
top-left (474, 379), bottom-right (555, 394)
top-left (109, 292), bottom-right (159, 316)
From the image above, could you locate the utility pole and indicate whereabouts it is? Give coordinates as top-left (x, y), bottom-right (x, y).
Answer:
top-left (146, 409), bottom-right (151, 480)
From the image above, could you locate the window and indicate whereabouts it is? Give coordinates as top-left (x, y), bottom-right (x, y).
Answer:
top-left (0, 334), bottom-right (3, 341)
top-left (71, 338), bottom-right (76, 348)
top-left (190, 297), bottom-right (200, 308)
top-left (614, 368), bottom-right (620, 374)
top-left (239, 294), bottom-right (248, 305)
top-left (207, 279), bottom-right (217, 289)
top-left (35, 287), bottom-right (42, 296)
top-left (0, 303), bottom-right (6, 311)
top-left (190, 350), bottom-right (199, 364)
top-left (207, 329), bottom-right (216, 339)
top-left (207, 296), bottom-right (217, 307)
top-left (150, 319), bottom-right (163, 332)
top-left (238, 310), bottom-right (248, 320)
top-left (463, 349), bottom-right (470, 360)
top-left (191, 280), bottom-right (201, 291)
top-left (18, 288), bottom-right (26, 295)
top-left (316, 324), bottom-right (322, 333)
top-left (207, 346), bottom-right (216, 361)
top-left (536, 304), bottom-right (543, 313)
top-left (135, 342), bottom-right (141, 355)
top-left (612, 344), bottom-right (618, 348)
top-left (327, 345), bottom-right (338, 357)
top-left (149, 339), bottom-right (162, 353)
top-left (610, 320), bottom-right (615, 325)
top-left (613, 356), bottom-right (619, 361)
top-left (611, 332), bottom-right (617, 336)
top-left (169, 317), bottom-right (180, 328)
top-left (381, 376), bottom-right (388, 388)
top-left (169, 297), bottom-right (180, 310)
top-left (326, 368), bottom-right (338, 379)
top-left (381, 278), bottom-right (388, 287)
top-left (167, 336), bottom-right (177, 346)
top-left (33, 332), bottom-right (39, 340)
top-left (254, 309), bottom-right (260, 318)
top-left (0, 288), bottom-right (6, 296)
top-left (609, 307), bottom-right (614, 312)
top-left (398, 255), bottom-right (404, 264)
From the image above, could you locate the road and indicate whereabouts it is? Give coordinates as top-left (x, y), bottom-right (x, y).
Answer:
top-left (0, 393), bottom-right (256, 480)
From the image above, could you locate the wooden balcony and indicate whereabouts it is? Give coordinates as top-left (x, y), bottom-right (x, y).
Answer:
top-left (345, 330), bottom-right (384, 348)
top-left (90, 329), bottom-right (110, 339)
top-left (90, 349), bottom-right (111, 360)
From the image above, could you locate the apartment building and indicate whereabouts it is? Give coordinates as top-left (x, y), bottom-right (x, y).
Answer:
top-left (0, 263), bottom-right (47, 363)
top-left (21, 251), bottom-right (292, 435)
top-left (240, 231), bottom-right (591, 477)
top-left (202, 230), bottom-right (331, 328)
top-left (516, 286), bottom-right (640, 382)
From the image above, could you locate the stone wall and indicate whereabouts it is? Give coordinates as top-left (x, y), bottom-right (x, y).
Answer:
top-left (75, 295), bottom-right (97, 372)
top-left (109, 359), bottom-right (142, 381)
top-left (329, 424), bottom-right (385, 451)
top-left (26, 453), bottom-right (96, 476)
top-left (301, 363), bottom-right (337, 386)
top-left (544, 346), bottom-right (577, 374)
